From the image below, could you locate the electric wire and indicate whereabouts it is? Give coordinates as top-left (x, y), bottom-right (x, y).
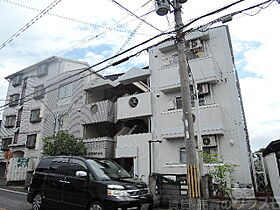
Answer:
top-left (181, 0), bottom-right (247, 31)
top-left (0, 36), bottom-right (175, 112)
top-left (0, 0), bottom-right (62, 50)
top-left (109, 4), bottom-right (155, 63)
top-left (0, 31), bottom-right (175, 111)
top-left (57, 9), bottom-right (155, 57)
top-left (108, 0), bottom-right (163, 33)
top-left (0, 0), bottom-right (151, 36)
top-left (0, 0), bottom-right (274, 110)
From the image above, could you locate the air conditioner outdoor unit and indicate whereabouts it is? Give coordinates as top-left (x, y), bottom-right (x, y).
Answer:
top-left (197, 83), bottom-right (209, 95)
top-left (202, 136), bottom-right (217, 147)
top-left (189, 39), bottom-right (203, 50)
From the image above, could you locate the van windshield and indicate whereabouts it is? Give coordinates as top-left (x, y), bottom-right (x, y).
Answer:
top-left (87, 159), bottom-right (131, 180)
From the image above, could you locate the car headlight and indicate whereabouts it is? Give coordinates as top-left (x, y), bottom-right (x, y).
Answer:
top-left (107, 185), bottom-right (129, 197)
top-left (107, 189), bottom-right (130, 197)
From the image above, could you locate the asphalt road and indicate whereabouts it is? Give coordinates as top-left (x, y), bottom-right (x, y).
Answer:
top-left (0, 188), bottom-right (31, 210)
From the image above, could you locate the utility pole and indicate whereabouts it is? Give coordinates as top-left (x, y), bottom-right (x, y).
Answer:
top-left (155, 0), bottom-right (201, 205)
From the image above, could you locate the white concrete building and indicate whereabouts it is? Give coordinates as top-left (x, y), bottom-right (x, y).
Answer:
top-left (147, 25), bottom-right (252, 185)
top-left (114, 25), bottom-right (252, 185)
top-left (0, 26), bottom-right (252, 187)
top-left (0, 56), bottom-right (89, 181)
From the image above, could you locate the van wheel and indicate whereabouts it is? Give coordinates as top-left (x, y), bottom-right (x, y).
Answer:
top-left (32, 193), bottom-right (43, 210)
top-left (88, 202), bottom-right (104, 210)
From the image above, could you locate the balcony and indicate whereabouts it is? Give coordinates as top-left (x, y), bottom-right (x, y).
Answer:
top-left (117, 92), bottom-right (152, 120)
top-left (84, 76), bottom-right (119, 91)
top-left (160, 104), bottom-right (224, 139)
top-left (158, 56), bottom-right (218, 92)
top-left (80, 100), bottom-right (114, 124)
top-left (84, 137), bottom-right (115, 159)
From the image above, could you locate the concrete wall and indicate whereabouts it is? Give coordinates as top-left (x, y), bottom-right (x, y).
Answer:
top-left (117, 92), bottom-right (152, 120)
top-left (149, 26), bottom-right (252, 185)
top-left (116, 133), bottom-right (152, 183)
top-left (264, 153), bottom-right (280, 207)
top-left (0, 57), bottom-right (89, 180)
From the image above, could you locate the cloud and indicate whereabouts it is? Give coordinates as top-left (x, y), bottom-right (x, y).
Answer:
top-left (0, 0), bottom-right (279, 152)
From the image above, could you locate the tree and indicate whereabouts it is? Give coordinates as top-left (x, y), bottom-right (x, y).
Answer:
top-left (42, 131), bottom-right (87, 156)
top-left (200, 152), bottom-right (238, 199)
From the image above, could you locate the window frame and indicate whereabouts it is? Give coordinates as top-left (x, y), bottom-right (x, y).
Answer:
top-left (9, 94), bottom-right (20, 107)
top-left (5, 115), bottom-right (16, 128)
top-left (33, 85), bottom-right (45, 100)
top-left (1, 138), bottom-right (12, 151)
top-left (37, 64), bottom-right (49, 78)
top-left (30, 109), bottom-right (41, 123)
top-left (11, 74), bottom-right (23, 87)
top-left (58, 83), bottom-right (73, 100)
top-left (26, 134), bottom-right (37, 149)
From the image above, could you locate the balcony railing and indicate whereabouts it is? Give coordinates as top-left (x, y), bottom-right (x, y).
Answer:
top-left (117, 92), bottom-right (152, 120)
top-left (84, 137), bottom-right (115, 159)
top-left (160, 104), bottom-right (224, 139)
top-left (80, 100), bottom-right (114, 124)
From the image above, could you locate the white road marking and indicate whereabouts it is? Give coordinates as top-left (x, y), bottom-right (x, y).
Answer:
top-left (0, 187), bottom-right (27, 195)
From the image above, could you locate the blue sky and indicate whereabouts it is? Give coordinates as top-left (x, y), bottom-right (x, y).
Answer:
top-left (0, 0), bottom-right (279, 151)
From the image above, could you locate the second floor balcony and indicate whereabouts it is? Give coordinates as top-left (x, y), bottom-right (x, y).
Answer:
top-left (80, 100), bottom-right (114, 124)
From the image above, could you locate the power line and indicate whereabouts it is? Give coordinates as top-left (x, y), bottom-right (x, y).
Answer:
top-left (0, 0), bottom-right (273, 111)
top-left (108, 0), bottom-right (163, 33)
top-left (0, 0), bottom-right (62, 50)
top-left (0, 36), bottom-right (175, 113)
top-left (57, 9), bottom-right (155, 57)
top-left (0, 30), bottom-right (175, 111)
top-left (181, 0), bottom-right (247, 31)
top-left (0, 0), bottom-right (151, 37)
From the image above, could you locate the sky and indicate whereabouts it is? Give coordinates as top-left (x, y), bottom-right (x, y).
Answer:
top-left (0, 0), bottom-right (279, 151)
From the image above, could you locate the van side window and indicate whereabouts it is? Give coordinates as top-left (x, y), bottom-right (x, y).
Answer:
top-left (69, 159), bottom-right (87, 176)
top-left (36, 158), bottom-right (52, 173)
top-left (50, 157), bottom-right (69, 175)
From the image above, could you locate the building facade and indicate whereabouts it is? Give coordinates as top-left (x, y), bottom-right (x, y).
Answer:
top-left (0, 56), bottom-right (89, 180)
top-left (0, 26), bottom-right (252, 187)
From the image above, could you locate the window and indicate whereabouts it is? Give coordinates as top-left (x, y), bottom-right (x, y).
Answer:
top-left (30, 109), bottom-right (41, 123)
top-left (37, 64), bottom-right (48, 77)
top-left (9, 94), bottom-right (20, 107)
top-left (1, 138), bottom-right (12, 151)
top-left (58, 83), bottom-right (73, 99)
top-left (16, 107), bottom-right (23, 127)
top-left (26, 134), bottom-right (37, 149)
top-left (36, 158), bottom-right (53, 173)
top-left (180, 148), bottom-right (186, 164)
top-left (13, 130), bottom-right (19, 144)
top-left (50, 157), bottom-right (69, 175)
top-left (5, 115), bottom-right (16, 128)
top-left (69, 159), bottom-right (88, 176)
top-left (33, 85), bottom-right (45, 99)
top-left (11, 74), bottom-right (23, 87)
top-left (175, 96), bottom-right (182, 109)
top-left (175, 96), bottom-right (195, 110)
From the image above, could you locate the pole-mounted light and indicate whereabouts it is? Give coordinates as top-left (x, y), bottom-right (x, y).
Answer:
top-left (155, 0), bottom-right (170, 16)
top-left (155, 0), bottom-right (188, 16)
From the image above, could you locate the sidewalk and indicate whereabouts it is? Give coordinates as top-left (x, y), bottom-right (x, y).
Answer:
top-left (0, 185), bottom-right (27, 193)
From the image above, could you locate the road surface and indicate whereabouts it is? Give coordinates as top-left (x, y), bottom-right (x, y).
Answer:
top-left (0, 188), bottom-right (31, 210)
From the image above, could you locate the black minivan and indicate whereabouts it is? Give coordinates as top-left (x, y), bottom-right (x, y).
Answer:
top-left (27, 156), bottom-right (153, 210)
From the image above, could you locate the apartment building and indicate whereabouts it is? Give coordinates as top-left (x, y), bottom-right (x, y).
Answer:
top-left (0, 25), bottom-right (252, 187)
top-left (113, 25), bottom-right (252, 185)
top-left (147, 25), bottom-right (252, 185)
top-left (0, 56), bottom-right (89, 180)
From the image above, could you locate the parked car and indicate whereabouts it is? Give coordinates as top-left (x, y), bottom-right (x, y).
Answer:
top-left (27, 156), bottom-right (153, 210)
